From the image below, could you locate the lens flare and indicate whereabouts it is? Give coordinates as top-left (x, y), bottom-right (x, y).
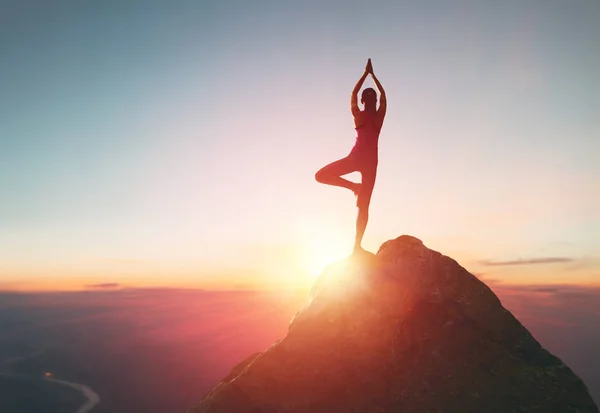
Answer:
top-left (304, 239), bottom-right (349, 278)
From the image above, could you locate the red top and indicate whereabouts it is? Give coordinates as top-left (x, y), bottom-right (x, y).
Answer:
top-left (351, 121), bottom-right (379, 159)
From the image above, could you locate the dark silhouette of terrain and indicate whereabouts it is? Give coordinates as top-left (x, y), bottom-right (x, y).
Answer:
top-left (0, 375), bottom-right (85, 413)
top-left (190, 235), bottom-right (599, 413)
top-left (0, 289), bottom-right (307, 413)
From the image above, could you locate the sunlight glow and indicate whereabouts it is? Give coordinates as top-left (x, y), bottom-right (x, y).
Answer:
top-left (303, 238), bottom-right (349, 278)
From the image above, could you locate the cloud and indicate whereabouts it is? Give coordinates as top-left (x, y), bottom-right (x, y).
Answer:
top-left (103, 258), bottom-right (153, 265)
top-left (85, 283), bottom-right (121, 289)
top-left (478, 257), bottom-right (574, 267)
top-left (531, 287), bottom-right (559, 293)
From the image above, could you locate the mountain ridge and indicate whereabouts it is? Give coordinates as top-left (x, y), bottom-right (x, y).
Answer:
top-left (189, 235), bottom-right (598, 413)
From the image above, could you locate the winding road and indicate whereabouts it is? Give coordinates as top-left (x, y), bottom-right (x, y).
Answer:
top-left (0, 349), bottom-right (100, 413)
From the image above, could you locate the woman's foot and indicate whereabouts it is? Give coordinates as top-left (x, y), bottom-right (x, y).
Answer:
top-left (353, 245), bottom-right (366, 254)
top-left (352, 245), bottom-right (374, 258)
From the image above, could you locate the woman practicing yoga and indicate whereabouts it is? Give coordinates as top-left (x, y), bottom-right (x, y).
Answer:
top-left (315, 58), bottom-right (387, 254)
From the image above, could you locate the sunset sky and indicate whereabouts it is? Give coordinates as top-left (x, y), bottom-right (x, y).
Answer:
top-left (1, 0), bottom-right (599, 291)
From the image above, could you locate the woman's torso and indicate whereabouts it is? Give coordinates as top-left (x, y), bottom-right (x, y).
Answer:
top-left (352, 110), bottom-right (383, 157)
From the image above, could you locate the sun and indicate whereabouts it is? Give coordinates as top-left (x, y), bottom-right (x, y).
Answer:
top-left (303, 238), bottom-right (349, 278)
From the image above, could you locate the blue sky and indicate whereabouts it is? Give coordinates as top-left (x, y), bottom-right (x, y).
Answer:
top-left (1, 0), bottom-right (599, 289)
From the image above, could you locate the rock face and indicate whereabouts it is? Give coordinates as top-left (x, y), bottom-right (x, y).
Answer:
top-left (189, 235), bottom-right (598, 413)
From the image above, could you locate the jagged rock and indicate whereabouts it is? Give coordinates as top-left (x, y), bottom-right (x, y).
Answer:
top-left (189, 235), bottom-right (598, 413)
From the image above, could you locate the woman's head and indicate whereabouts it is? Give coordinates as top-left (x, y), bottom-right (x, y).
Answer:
top-left (361, 88), bottom-right (377, 110)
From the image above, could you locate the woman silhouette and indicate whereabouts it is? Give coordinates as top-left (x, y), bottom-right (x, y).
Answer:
top-left (315, 59), bottom-right (387, 253)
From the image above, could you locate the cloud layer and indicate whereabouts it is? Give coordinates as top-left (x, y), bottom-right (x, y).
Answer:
top-left (479, 257), bottom-right (574, 266)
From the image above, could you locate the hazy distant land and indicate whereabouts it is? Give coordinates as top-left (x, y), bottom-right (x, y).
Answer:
top-left (0, 285), bottom-right (598, 412)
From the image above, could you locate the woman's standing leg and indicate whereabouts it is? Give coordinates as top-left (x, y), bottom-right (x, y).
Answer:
top-left (354, 164), bottom-right (377, 252)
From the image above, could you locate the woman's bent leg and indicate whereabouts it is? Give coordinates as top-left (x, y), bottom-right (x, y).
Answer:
top-left (315, 156), bottom-right (359, 192)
